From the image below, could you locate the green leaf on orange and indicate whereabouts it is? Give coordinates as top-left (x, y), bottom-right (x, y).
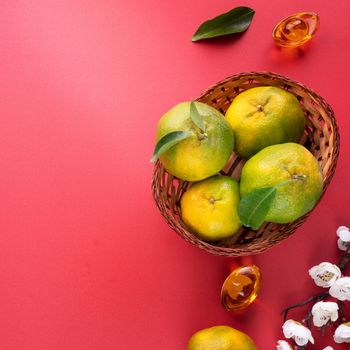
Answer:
top-left (238, 187), bottom-right (276, 230)
top-left (190, 101), bottom-right (206, 132)
top-left (192, 6), bottom-right (255, 42)
top-left (151, 130), bottom-right (192, 163)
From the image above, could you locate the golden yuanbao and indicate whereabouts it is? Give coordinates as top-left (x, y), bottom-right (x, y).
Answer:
top-left (225, 86), bottom-right (305, 159)
top-left (181, 175), bottom-right (241, 242)
top-left (240, 143), bottom-right (323, 224)
top-left (187, 325), bottom-right (258, 350)
top-left (156, 101), bottom-right (234, 181)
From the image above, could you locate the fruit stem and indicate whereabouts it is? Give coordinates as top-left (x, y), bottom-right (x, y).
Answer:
top-left (197, 132), bottom-right (208, 141)
top-left (208, 196), bottom-right (216, 204)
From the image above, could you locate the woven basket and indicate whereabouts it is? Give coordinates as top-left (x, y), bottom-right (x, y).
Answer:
top-left (152, 72), bottom-right (340, 257)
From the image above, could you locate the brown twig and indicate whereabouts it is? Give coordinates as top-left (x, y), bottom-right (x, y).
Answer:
top-left (338, 243), bottom-right (350, 271)
top-left (281, 292), bottom-right (329, 322)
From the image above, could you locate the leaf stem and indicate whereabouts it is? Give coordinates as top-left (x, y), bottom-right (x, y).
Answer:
top-left (276, 175), bottom-right (306, 189)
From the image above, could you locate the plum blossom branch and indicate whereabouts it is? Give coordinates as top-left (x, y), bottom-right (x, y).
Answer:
top-left (276, 226), bottom-right (350, 349)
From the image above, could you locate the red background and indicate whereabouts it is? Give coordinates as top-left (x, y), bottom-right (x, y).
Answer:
top-left (0, 0), bottom-right (349, 349)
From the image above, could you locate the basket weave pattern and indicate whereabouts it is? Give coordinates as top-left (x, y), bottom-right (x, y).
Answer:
top-left (152, 72), bottom-right (340, 256)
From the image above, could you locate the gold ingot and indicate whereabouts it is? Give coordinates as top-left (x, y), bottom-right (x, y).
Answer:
top-left (272, 12), bottom-right (320, 48)
top-left (221, 265), bottom-right (261, 312)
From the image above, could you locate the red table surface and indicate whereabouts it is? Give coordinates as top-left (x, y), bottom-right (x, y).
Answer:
top-left (0, 0), bottom-right (349, 349)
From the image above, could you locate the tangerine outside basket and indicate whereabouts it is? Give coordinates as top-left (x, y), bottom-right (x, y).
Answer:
top-left (152, 72), bottom-right (340, 257)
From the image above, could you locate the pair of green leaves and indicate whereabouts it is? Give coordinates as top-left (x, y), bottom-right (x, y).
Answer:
top-left (192, 6), bottom-right (255, 42)
top-left (151, 102), bottom-right (205, 163)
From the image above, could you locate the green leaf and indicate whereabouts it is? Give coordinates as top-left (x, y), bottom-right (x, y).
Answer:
top-left (238, 187), bottom-right (277, 230)
top-left (190, 101), bottom-right (205, 132)
top-left (192, 6), bottom-right (255, 42)
top-left (151, 130), bottom-right (192, 163)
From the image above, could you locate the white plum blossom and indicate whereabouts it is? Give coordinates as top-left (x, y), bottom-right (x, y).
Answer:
top-left (282, 319), bottom-right (314, 346)
top-left (337, 226), bottom-right (350, 241)
top-left (311, 301), bottom-right (339, 327)
top-left (337, 226), bottom-right (350, 251)
top-left (329, 276), bottom-right (350, 301)
top-left (322, 347), bottom-right (334, 350)
top-left (309, 262), bottom-right (341, 288)
top-left (334, 322), bottom-right (350, 343)
top-left (276, 340), bottom-right (293, 349)
top-left (338, 239), bottom-right (349, 251)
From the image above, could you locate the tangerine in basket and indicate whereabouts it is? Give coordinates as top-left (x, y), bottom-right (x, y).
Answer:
top-left (240, 143), bottom-right (323, 224)
top-left (180, 175), bottom-right (241, 242)
top-left (155, 101), bottom-right (234, 181)
top-left (225, 86), bottom-right (305, 159)
top-left (187, 325), bottom-right (258, 350)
